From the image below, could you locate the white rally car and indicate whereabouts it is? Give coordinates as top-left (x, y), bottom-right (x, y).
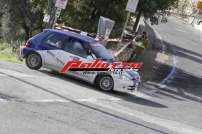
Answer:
top-left (21, 29), bottom-right (141, 92)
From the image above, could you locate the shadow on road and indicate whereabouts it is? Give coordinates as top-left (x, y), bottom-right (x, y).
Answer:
top-left (165, 41), bottom-right (202, 64)
top-left (137, 26), bottom-right (202, 103)
top-left (39, 70), bottom-right (167, 108)
top-left (147, 40), bottom-right (202, 103)
top-left (165, 40), bottom-right (202, 100)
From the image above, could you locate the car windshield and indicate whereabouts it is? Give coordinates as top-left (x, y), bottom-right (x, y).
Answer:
top-left (90, 43), bottom-right (114, 61)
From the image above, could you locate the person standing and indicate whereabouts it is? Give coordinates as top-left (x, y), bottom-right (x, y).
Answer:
top-left (128, 31), bottom-right (149, 61)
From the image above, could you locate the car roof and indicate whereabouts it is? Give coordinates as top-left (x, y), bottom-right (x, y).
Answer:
top-left (44, 29), bottom-right (96, 43)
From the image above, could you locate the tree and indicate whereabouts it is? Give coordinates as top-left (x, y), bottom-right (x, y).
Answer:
top-left (1, 0), bottom-right (46, 41)
top-left (0, 0), bottom-right (180, 42)
top-left (177, 0), bottom-right (194, 17)
top-left (133, 0), bottom-right (179, 31)
top-left (1, 0), bottom-right (128, 40)
top-left (0, 1), bottom-right (8, 18)
top-left (60, 0), bottom-right (128, 37)
top-left (0, 1), bottom-right (9, 39)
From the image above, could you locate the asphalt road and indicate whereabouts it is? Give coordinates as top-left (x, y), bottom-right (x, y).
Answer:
top-left (0, 16), bottom-right (202, 134)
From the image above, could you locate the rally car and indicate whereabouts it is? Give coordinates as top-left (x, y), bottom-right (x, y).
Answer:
top-left (21, 29), bottom-right (141, 92)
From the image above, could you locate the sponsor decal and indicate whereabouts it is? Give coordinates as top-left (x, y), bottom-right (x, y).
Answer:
top-left (60, 59), bottom-right (143, 74)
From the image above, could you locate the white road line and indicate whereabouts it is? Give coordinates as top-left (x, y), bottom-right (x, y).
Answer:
top-left (0, 74), bottom-right (6, 76)
top-left (0, 99), bottom-right (8, 102)
top-left (90, 101), bottom-right (202, 134)
top-left (176, 29), bottom-right (186, 33)
top-left (29, 98), bottom-right (121, 103)
top-left (159, 51), bottom-right (177, 87)
top-left (0, 68), bottom-right (36, 78)
top-left (26, 99), bottom-right (71, 103)
top-left (0, 98), bottom-right (121, 103)
top-left (77, 98), bottom-right (121, 102)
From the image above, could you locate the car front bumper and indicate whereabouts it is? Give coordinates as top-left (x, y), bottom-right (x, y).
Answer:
top-left (113, 78), bottom-right (139, 92)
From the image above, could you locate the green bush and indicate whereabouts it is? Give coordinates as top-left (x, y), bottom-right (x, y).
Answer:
top-left (0, 41), bottom-right (23, 63)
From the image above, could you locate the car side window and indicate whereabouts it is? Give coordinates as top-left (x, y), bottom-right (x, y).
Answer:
top-left (62, 38), bottom-right (88, 58)
top-left (43, 33), bottom-right (65, 48)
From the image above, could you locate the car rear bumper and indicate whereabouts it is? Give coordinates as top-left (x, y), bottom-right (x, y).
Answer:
top-left (20, 47), bottom-right (34, 58)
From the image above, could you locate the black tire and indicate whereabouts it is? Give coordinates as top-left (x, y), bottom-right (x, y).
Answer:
top-left (25, 52), bottom-right (42, 70)
top-left (95, 74), bottom-right (114, 91)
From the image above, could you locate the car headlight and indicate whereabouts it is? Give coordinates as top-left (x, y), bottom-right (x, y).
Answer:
top-left (124, 69), bottom-right (141, 83)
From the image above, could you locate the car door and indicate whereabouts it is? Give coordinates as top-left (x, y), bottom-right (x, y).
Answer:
top-left (57, 37), bottom-right (94, 80)
top-left (41, 32), bottom-right (66, 70)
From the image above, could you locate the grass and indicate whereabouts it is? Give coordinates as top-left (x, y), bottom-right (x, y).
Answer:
top-left (0, 43), bottom-right (23, 64)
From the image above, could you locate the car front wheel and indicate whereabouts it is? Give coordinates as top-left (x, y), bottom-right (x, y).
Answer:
top-left (95, 75), bottom-right (114, 91)
top-left (26, 52), bottom-right (42, 70)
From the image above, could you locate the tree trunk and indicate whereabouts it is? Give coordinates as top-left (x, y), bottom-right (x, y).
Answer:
top-left (23, 24), bottom-right (31, 41)
top-left (133, 10), bottom-right (142, 32)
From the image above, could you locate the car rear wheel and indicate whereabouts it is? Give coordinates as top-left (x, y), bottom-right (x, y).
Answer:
top-left (26, 52), bottom-right (42, 70)
top-left (95, 74), bottom-right (114, 91)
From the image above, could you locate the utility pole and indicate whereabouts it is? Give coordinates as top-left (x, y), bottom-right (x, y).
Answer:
top-left (120, 12), bottom-right (131, 41)
top-left (52, 8), bottom-right (62, 28)
top-left (121, 0), bottom-right (139, 42)
top-left (44, 0), bottom-right (68, 29)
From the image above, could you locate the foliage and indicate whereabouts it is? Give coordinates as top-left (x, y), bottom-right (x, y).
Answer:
top-left (138, 0), bottom-right (178, 16)
top-left (0, 42), bottom-right (22, 63)
top-left (133, 0), bottom-right (178, 31)
top-left (0, 0), bottom-right (46, 41)
top-left (0, 0), bottom-right (179, 41)
top-left (60, 0), bottom-right (127, 37)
